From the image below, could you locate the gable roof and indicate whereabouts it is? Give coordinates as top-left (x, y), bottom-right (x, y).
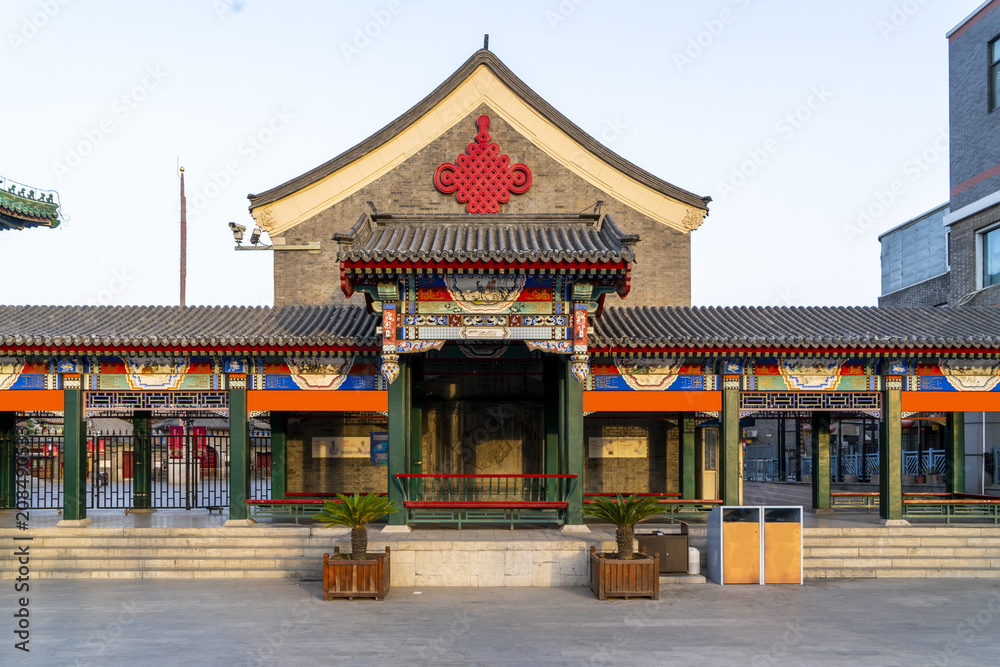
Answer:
top-left (334, 213), bottom-right (638, 266)
top-left (0, 305), bottom-right (378, 351)
top-left (591, 306), bottom-right (1000, 352)
top-left (248, 49), bottom-right (710, 237)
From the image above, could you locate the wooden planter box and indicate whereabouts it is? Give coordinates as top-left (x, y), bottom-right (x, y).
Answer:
top-left (589, 546), bottom-right (659, 600)
top-left (323, 546), bottom-right (391, 601)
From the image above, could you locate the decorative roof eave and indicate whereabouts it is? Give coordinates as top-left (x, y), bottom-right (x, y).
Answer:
top-left (0, 344), bottom-right (381, 356)
top-left (248, 50), bottom-right (710, 236)
top-left (0, 176), bottom-right (61, 230)
top-left (588, 346), bottom-right (1000, 357)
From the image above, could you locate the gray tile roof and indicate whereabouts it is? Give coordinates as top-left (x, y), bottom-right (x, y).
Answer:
top-left (249, 49), bottom-right (710, 212)
top-left (591, 306), bottom-right (1000, 351)
top-left (335, 213), bottom-right (638, 264)
top-left (0, 305), bottom-right (378, 350)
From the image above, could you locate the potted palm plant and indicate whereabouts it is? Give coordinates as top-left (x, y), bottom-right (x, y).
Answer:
top-left (584, 494), bottom-right (663, 600)
top-left (317, 493), bottom-right (398, 600)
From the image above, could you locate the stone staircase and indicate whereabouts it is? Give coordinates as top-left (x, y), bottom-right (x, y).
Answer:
top-left (804, 526), bottom-right (1000, 579)
top-left (0, 526), bottom-right (335, 579)
top-left (5, 524), bottom-right (1000, 581)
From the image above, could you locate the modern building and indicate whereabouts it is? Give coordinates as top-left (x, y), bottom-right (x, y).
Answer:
top-left (877, 2), bottom-right (1000, 491)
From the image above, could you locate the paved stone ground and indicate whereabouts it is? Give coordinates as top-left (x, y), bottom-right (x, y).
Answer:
top-left (4, 578), bottom-right (1000, 666)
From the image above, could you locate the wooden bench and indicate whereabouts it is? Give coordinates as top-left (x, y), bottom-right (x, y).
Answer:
top-left (246, 492), bottom-right (387, 523)
top-left (395, 474), bottom-right (577, 529)
top-left (903, 493), bottom-right (1000, 524)
top-left (831, 492), bottom-right (879, 512)
top-left (583, 493), bottom-right (721, 522)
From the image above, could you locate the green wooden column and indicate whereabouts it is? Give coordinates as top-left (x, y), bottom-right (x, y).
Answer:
top-left (945, 412), bottom-right (966, 495)
top-left (227, 380), bottom-right (250, 521)
top-left (562, 358), bottom-right (584, 525)
top-left (719, 389), bottom-right (741, 506)
top-left (0, 412), bottom-right (16, 509)
top-left (132, 411), bottom-right (152, 509)
top-left (409, 357), bottom-right (423, 474)
top-left (62, 381), bottom-right (87, 521)
top-left (387, 355), bottom-right (411, 525)
top-left (811, 413), bottom-right (832, 511)
top-left (270, 412), bottom-right (287, 500)
top-left (879, 389), bottom-right (903, 521)
top-left (679, 414), bottom-right (697, 499)
top-left (544, 356), bottom-right (561, 501)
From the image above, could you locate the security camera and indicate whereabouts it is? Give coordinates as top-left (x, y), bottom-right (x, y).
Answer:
top-left (228, 222), bottom-right (246, 244)
top-left (249, 227), bottom-right (262, 246)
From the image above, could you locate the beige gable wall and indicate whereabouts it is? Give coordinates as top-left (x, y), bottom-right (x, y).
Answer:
top-left (272, 107), bottom-right (690, 308)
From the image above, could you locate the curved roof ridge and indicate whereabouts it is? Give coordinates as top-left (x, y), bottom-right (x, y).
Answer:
top-left (247, 49), bottom-right (710, 212)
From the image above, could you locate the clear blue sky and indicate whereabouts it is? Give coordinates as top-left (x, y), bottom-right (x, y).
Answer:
top-left (0, 0), bottom-right (976, 308)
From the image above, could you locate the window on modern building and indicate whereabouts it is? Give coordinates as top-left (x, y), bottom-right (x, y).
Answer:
top-left (992, 36), bottom-right (1000, 112)
top-left (983, 226), bottom-right (1000, 287)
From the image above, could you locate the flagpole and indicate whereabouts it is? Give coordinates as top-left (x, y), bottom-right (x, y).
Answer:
top-left (179, 165), bottom-right (187, 307)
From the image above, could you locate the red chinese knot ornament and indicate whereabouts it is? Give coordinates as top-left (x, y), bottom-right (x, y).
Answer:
top-left (434, 115), bottom-right (532, 214)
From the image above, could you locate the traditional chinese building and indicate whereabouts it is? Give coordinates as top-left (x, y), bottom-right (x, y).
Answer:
top-left (3, 49), bottom-right (1000, 531)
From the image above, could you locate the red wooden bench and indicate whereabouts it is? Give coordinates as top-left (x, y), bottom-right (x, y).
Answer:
top-left (395, 474), bottom-right (577, 529)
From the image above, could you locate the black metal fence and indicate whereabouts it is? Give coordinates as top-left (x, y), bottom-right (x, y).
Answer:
top-left (0, 429), bottom-right (272, 511)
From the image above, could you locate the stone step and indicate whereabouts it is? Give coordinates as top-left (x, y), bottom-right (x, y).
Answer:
top-left (1, 557), bottom-right (324, 572)
top-left (29, 568), bottom-right (322, 579)
top-left (1, 546), bottom-right (335, 559)
top-left (803, 536), bottom-right (1000, 548)
top-left (804, 546), bottom-right (1000, 558)
top-left (804, 556), bottom-right (996, 569)
top-left (805, 567), bottom-right (1000, 579)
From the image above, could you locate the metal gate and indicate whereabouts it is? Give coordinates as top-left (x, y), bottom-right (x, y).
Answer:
top-left (0, 431), bottom-right (64, 510)
top-left (3, 424), bottom-right (272, 511)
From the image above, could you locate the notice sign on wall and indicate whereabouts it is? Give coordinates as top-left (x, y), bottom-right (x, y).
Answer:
top-left (370, 432), bottom-right (388, 467)
top-left (312, 437), bottom-right (370, 459)
top-left (588, 437), bottom-right (648, 459)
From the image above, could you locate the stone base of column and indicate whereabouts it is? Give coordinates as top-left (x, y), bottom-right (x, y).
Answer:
top-left (223, 519), bottom-right (257, 527)
top-left (380, 524), bottom-right (412, 534)
top-left (878, 518), bottom-right (911, 527)
top-left (56, 518), bottom-right (94, 528)
top-left (813, 508), bottom-right (836, 515)
top-left (559, 524), bottom-right (592, 534)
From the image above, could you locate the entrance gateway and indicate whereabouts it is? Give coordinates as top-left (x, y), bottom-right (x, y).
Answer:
top-left (3, 49), bottom-right (1000, 527)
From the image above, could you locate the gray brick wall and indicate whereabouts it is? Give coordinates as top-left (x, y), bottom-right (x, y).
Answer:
top-left (272, 106), bottom-right (693, 308)
top-left (582, 418), bottom-right (678, 494)
top-left (950, 7), bottom-right (1000, 210)
top-left (286, 415), bottom-right (388, 494)
top-left (878, 272), bottom-right (950, 307)
top-left (948, 201), bottom-right (1000, 304)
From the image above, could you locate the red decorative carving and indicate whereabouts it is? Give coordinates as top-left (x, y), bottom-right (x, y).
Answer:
top-left (434, 115), bottom-right (532, 214)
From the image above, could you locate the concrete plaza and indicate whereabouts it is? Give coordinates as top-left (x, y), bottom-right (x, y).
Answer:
top-left (4, 577), bottom-right (1000, 666)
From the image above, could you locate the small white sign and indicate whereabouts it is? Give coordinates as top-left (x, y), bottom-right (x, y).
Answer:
top-left (588, 437), bottom-right (647, 459)
top-left (312, 436), bottom-right (370, 458)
